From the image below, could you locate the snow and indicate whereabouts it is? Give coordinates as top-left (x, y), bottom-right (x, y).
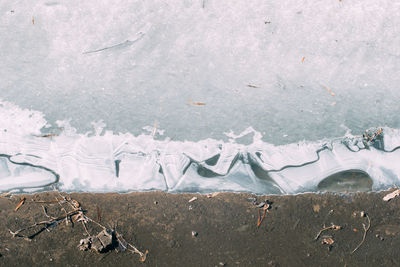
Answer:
top-left (0, 1), bottom-right (399, 193)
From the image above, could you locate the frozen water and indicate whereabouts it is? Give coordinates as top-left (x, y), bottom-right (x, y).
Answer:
top-left (0, 0), bottom-right (399, 144)
top-left (1, 99), bottom-right (400, 194)
top-left (0, 1), bottom-right (399, 193)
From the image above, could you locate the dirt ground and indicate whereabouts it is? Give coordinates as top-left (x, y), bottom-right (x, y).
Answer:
top-left (1, 190), bottom-right (400, 267)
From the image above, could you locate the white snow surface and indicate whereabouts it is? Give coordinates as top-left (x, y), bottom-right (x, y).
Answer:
top-left (0, 0), bottom-right (399, 144)
top-left (0, 1), bottom-right (400, 193)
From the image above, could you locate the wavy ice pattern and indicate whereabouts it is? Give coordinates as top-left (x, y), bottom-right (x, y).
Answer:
top-left (1, 100), bottom-right (400, 194)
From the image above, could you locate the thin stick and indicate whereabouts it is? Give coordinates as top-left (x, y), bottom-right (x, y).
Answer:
top-left (9, 191), bottom-right (148, 262)
top-left (257, 209), bottom-right (267, 227)
top-left (128, 243), bottom-right (147, 259)
top-left (315, 224), bottom-right (341, 240)
top-left (9, 209), bottom-right (80, 238)
top-left (31, 200), bottom-right (60, 204)
top-left (85, 215), bottom-right (107, 230)
top-left (351, 214), bottom-right (371, 254)
top-left (81, 220), bottom-right (91, 236)
top-left (0, 191), bottom-right (12, 198)
top-left (42, 205), bottom-right (57, 220)
top-left (14, 197), bottom-right (26, 212)
top-left (55, 196), bottom-right (69, 225)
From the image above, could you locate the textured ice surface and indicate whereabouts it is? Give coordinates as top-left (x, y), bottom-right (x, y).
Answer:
top-left (0, 1), bottom-right (399, 144)
top-left (1, 99), bottom-right (400, 193)
top-left (1, 1), bottom-right (399, 193)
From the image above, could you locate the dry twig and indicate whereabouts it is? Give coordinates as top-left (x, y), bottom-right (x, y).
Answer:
top-left (351, 214), bottom-right (371, 254)
top-left (0, 191), bottom-right (12, 198)
top-left (314, 224), bottom-right (342, 240)
top-left (9, 209), bottom-right (80, 238)
top-left (8, 192), bottom-right (147, 262)
top-left (14, 197), bottom-right (26, 212)
top-left (257, 203), bottom-right (270, 228)
top-left (383, 189), bottom-right (400, 201)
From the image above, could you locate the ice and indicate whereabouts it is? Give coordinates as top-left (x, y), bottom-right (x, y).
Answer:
top-left (1, 100), bottom-right (400, 194)
top-left (0, 1), bottom-right (399, 193)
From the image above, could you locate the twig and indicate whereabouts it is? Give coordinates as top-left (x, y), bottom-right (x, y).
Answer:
top-left (314, 224), bottom-right (342, 240)
top-left (257, 204), bottom-right (270, 228)
top-left (128, 243), bottom-right (148, 262)
top-left (85, 215), bottom-right (107, 230)
top-left (9, 191), bottom-right (148, 262)
top-left (351, 214), bottom-right (371, 254)
top-left (42, 205), bottom-right (57, 220)
top-left (257, 209), bottom-right (266, 227)
top-left (55, 196), bottom-right (69, 225)
top-left (0, 191), bottom-right (12, 198)
top-left (81, 220), bottom-right (91, 236)
top-left (14, 197), bottom-right (26, 212)
top-left (9, 209), bottom-right (80, 238)
top-left (31, 200), bottom-right (60, 204)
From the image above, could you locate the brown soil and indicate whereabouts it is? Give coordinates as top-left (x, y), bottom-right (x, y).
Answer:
top-left (1, 190), bottom-right (400, 267)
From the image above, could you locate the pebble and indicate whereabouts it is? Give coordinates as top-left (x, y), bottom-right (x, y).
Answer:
top-left (192, 231), bottom-right (198, 237)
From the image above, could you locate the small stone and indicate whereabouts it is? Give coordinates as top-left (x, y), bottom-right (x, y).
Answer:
top-left (192, 231), bottom-right (198, 237)
top-left (154, 201), bottom-right (158, 205)
top-left (219, 262), bottom-right (226, 266)
top-left (360, 211), bottom-right (366, 217)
